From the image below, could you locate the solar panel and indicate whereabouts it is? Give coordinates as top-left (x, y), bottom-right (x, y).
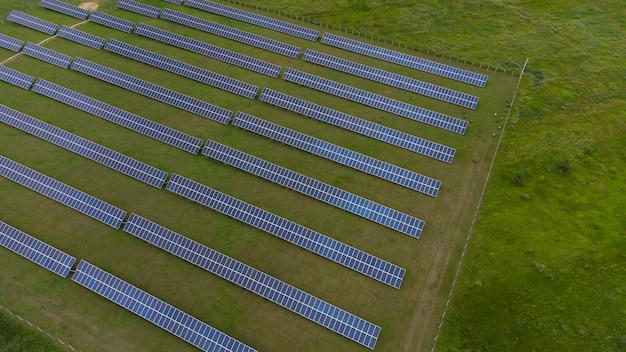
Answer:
top-left (0, 33), bottom-right (25, 52)
top-left (0, 221), bottom-right (76, 278)
top-left (184, 0), bottom-right (320, 41)
top-left (89, 11), bottom-right (135, 33)
top-left (303, 49), bottom-right (479, 109)
top-left (0, 104), bottom-right (168, 188)
top-left (31, 79), bottom-right (203, 154)
top-left (70, 57), bottom-right (233, 124)
top-left (133, 23), bottom-right (281, 77)
top-left (0, 65), bottom-right (35, 90)
top-left (39, 0), bottom-right (89, 20)
top-left (57, 25), bottom-right (106, 50)
top-left (0, 155), bottom-right (126, 228)
top-left (160, 9), bottom-right (301, 58)
top-left (282, 68), bottom-right (468, 135)
top-left (166, 173), bottom-right (406, 289)
top-left (117, 0), bottom-right (161, 18)
top-left (232, 112), bottom-right (441, 196)
top-left (7, 10), bottom-right (59, 35)
top-left (104, 39), bottom-right (259, 99)
top-left (259, 88), bottom-right (456, 163)
top-left (71, 260), bottom-right (256, 352)
top-left (21, 42), bottom-right (73, 69)
top-left (321, 33), bottom-right (488, 87)
top-left (123, 213), bottom-right (381, 349)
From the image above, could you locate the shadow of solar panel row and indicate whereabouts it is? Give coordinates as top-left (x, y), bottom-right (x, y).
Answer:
top-left (0, 155), bottom-right (126, 228)
top-left (134, 23), bottom-right (280, 77)
top-left (303, 49), bottom-right (479, 110)
top-left (259, 88), bottom-right (456, 163)
top-left (123, 213), bottom-right (380, 350)
top-left (104, 39), bottom-right (259, 99)
top-left (0, 65), bottom-right (35, 90)
top-left (164, 0), bottom-right (183, 5)
top-left (233, 112), bottom-right (440, 197)
top-left (57, 25), bottom-right (106, 50)
top-left (21, 42), bottom-right (73, 69)
top-left (70, 57), bottom-right (233, 124)
top-left (89, 11), bottom-right (135, 33)
top-left (0, 104), bottom-right (168, 188)
top-left (0, 33), bottom-right (24, 52)
top-left (166, 174), bottom-right (405, 288)
top-left (7, 11), bottom-right (59, 35)
top-left (321, 33), bottom-right (488, 87)
top-left (160, 9), bottom-right (301, 58)
top-left (184, 0), bottom-right (320, 41)
top-left (39, 0), bottom-right (89, 20)
top-left (71, 260), bottom-right (256, 352)
top-left (0, 221), bottom-right (76, 278)
top-left (117, 0), bottom-right (161, 18)
top-left (31, 79), bottom-right (204, 154)
top-left (282, 68), bottom-right (468, 135)
top-left (202, 139), bottom-right (425, 238)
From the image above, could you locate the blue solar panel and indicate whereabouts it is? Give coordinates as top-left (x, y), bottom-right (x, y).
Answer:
top-left (303, 49), bottom-right (479, 109)
top-left (117, 0), bottom-right (161, 18)
top-left (71, 260), bottom-right (256, 352)
top-left (0, 33), bottom-right (24, 52)
top-left (133, 23), bottom-right (281, 77)
top-left (7, 11), bottom-right (59, 35)
top-left (0, 104), bottom-right (168, 188)
top-left (0, 221), bottom-right (76, 278)
top-left (89, 11), bottom-right (135, 33)
top-left (282, 68), bottom-right (468, 135)
top-left (166, 173), bottom-right (406, 289)
top-left (40, 0), bottom-right (89, 20)
top-left (259, 88), bottom-right (456, 163)
top-left (0, 155), bottom-right (126, 228)
top-left (0, 65), bottom-right (35, 90)
top-left (184, 0), bottom-right (320, 41)
top-left (104, 39), bottom-right (259, 99)
top-left (21, 42), bottom-right (73, 69)
top-left (160, 9), bottom-right (301, 58)
top-left (70, 57), bottom-right (233, 124)
top-left (232, 112), bottom-right (440, 196)
top-left (31, 79), bottom-right (203, 154)
top-left (321, 33), bottom-right (488, 87)
top-left (123, 213), bottom-right (380, 350)
top-left (57, 25), bottom-right (106, 50)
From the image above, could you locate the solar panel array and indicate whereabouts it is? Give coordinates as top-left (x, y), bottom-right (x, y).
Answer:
top-left (31, 79), bottom-right (204, 154)
top-left (89, 11), bottom-right (135, 33)
top-left (259, 88), bottom-right (456, 163)
top-left (123, 213), bottom-right (380, 349)
top-left (57, 25), bottom-right (106, 50)
top-left (166, 174), bottom-right (405, 289)
top-left (104, 39), bottom-right (259, 99)
top-left (184, 0), bottom-right (320, 41)
top-left (321, 33), bottom-right (488, 87)
top-left (202, 139), bottom-right (425, 238)
top-left (21, 42), bottom-right (73, 69)
top-left (303, 49), bottom-right (479, 109)
top-left (0, 33), bottom-right (24, 52)
top-left (70, 57), bottom-right (233, 124)
top-left (133, 23), bottom-right (280, 77)
top-left (282, 68), bottom-right (468, 134)
top-left (39, 0), bottom-right (89, 20)
top-left (160, 9), bottom-right (301, 58)
top-left (0, 65), bottom-right (35, 90)
top-left (0, 155), bottom-right (127, 228)
top-left (7, 11), bottom-right (59, 35)
top-left (0, 104), bottom-right (169, 188)
top-left (0, 221), bottom-right (76, 278)
top-left (232, 112), bottom-right (441, 196)
top-left (117, 0), bottom-right (161, 19)
top-left (71, 260), bottom-right (256, 352)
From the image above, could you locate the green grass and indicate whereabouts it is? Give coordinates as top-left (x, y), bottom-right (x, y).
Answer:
top-left (0, 310), bottom-right (64, 352)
